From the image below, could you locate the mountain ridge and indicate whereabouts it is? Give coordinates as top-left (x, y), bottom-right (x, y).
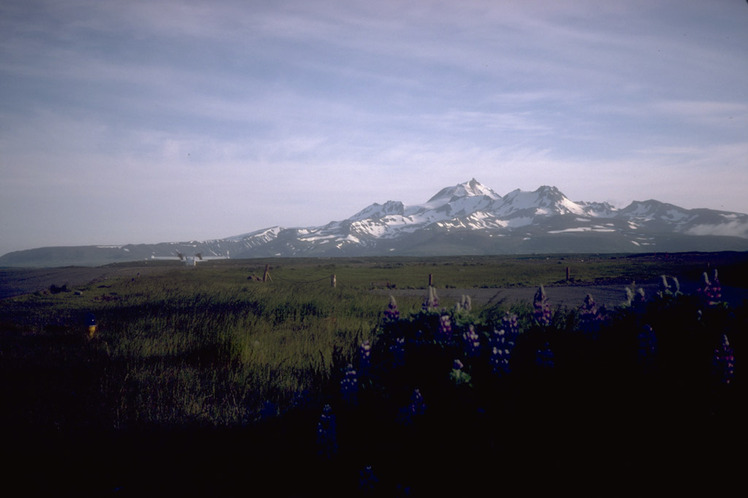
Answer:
top-left (2, 180), bottom-right (748, 267)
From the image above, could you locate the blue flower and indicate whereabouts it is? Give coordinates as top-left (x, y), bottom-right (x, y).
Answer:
top-left (358, 465), bottom-right (379, 493)
top-left (359, 340), bottom-right (372, 378)
top-left (637, 324), bottom-right (657, 370)
top-left (397, 388), bottom-right (427, 425)
top-left (389, 336), bottom-right (405, 367)
top-left (490, 326), bottom-right (514, 376)
top-left (501, 312), bottom-right (519, 338)
top-left (490, 346), bottom-right (511, 376)
top-left (340, 364), bottom-right (359, 405)
top-left (316, 404), bottom-right (338, 458)
top-left (536, 342), bottom-right (554, 369)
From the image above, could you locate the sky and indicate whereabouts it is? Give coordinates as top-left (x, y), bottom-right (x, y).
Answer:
top-left (1, 0), bottom-right (747, 256)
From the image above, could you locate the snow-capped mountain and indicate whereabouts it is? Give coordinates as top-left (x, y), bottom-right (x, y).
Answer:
top-left (222, 179), bottom-right (748, 258)
top-left (2, 179), bottom-right (748, 266)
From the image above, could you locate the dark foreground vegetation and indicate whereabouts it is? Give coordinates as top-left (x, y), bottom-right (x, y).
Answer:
top-left (1, 252), bottom-right (747, 496)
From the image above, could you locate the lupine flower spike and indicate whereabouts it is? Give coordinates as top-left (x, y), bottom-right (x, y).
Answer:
top-left (579, 294), bottom-right (603, 337)
top-left (490, 327), bottom-right (513, 351)
top-left (536, 342), bottom-right (555, 369)
top-left (713, 334), bottom-right (735, 385)
top-left (637, 324), bottom-right (657, 371)
top-left (358, 465), bottom-right (379, 494)
top-left (316, 404), bottom-right (338, 458)
top-left (534, 285), bottom-right (552, 327)
top-left (423, 286), bottom-right (439, 310)
top-left (398, 388), bottom-right (426, 425)
top-left (699, 269), bottom-right (722, 306)
top-left (384, 295), bottom-right (400, 323)
top-left (340, 364), bottom-right (359, 405)
top-left (389, 336), bottom-right (405, 367)
top-left (437, 314), bottom-right (452, 342)
top-left (359, 340), bottom-right (371, 379)
top-left (462, 324), bottom-right (480, 358)
top-left (409, 388), bottom-right (426, 417)
top-left (490, 344), bottom-right (511, 376)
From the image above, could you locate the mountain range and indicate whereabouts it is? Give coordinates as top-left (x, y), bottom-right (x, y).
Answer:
top-left (3, 179), bottom-right (748, 267)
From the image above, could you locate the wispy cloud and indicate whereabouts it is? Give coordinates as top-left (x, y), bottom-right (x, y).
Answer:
top-left (1, 0), bottom-right (748, 254)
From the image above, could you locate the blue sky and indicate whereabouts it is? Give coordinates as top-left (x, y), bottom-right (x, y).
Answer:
top-left (1, 0), bottom-right (747, 255)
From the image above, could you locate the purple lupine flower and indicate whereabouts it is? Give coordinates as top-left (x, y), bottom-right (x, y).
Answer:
top-left (437, 314), bottom-right (452, 341)
top-left (578, 294), bottom-right (603, 337)
top-left (389, 336), bottom-right (405, 367)
top-left (462, 324), bottom-right (480, 358)
top-left (536, 342), bottom-right (554, 369)
top-left (501, 312), bottom-right (519, 338)
top-left (713, 334), bottom-right (735, 385)
top-left (490, 346), bottom-right (511, 376)
top-left (316, 404), bottom-right (338, 459)
top-left (340, 363), bottom-right (359, 405)
top-left (423, 285), bottom-right (439, 310)
top-left (534, 286), bottom-right (552, 327)
top-left (358, 465), bottom-right (379, 493)
top-left (637, 324), bottom-right (657, 370)
top-left (698, 269), bottom-right (722, 306)
top-left (259, 400), bottom-right (278, 420)
top-left (580, 293), bottom-right (597, 318)
top-left (359, 340), bottom-right (372, 378)
top-left (490, 327), bottom-right (514, 376)
top-left (397, 388), bottom-right (426, 425)
top-left (384, 295), bottom-right (400, 323)
top-left (490, 327), bottom-right (514, 351)
top-left (409, 388), bottom-right (426, 416)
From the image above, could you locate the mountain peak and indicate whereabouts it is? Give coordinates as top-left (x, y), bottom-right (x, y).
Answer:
top-left (427, 179), bottom-right (501, 204)
top-left (535, 185), bottom-right (563, 196)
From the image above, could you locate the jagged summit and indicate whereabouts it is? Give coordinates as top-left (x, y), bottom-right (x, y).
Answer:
top-left (498, 186), bottom-right (586, 217)
top-left (426, 179), bottom-right (502, 204)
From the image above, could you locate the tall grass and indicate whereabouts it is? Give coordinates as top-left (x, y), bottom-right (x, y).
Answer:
top-left (2, 253), bottom-right (745, 432)
top-left (1, 265), bottom-right (388, 429)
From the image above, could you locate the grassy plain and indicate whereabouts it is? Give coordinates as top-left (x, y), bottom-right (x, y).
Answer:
top-left (1, 251), bottom-right (747, 495)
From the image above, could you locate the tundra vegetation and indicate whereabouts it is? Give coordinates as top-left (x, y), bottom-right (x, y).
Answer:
top-left (1, 252), bottom-right (746, 496)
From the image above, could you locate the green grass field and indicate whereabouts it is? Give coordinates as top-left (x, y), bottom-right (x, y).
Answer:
top-left (1, 252), bottom-right (747, 495)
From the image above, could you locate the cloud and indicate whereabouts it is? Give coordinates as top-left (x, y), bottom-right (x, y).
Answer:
top-left (2, 0), bottom-right (748, 255)
top-left (687, 221), bottom-right (748, 240)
